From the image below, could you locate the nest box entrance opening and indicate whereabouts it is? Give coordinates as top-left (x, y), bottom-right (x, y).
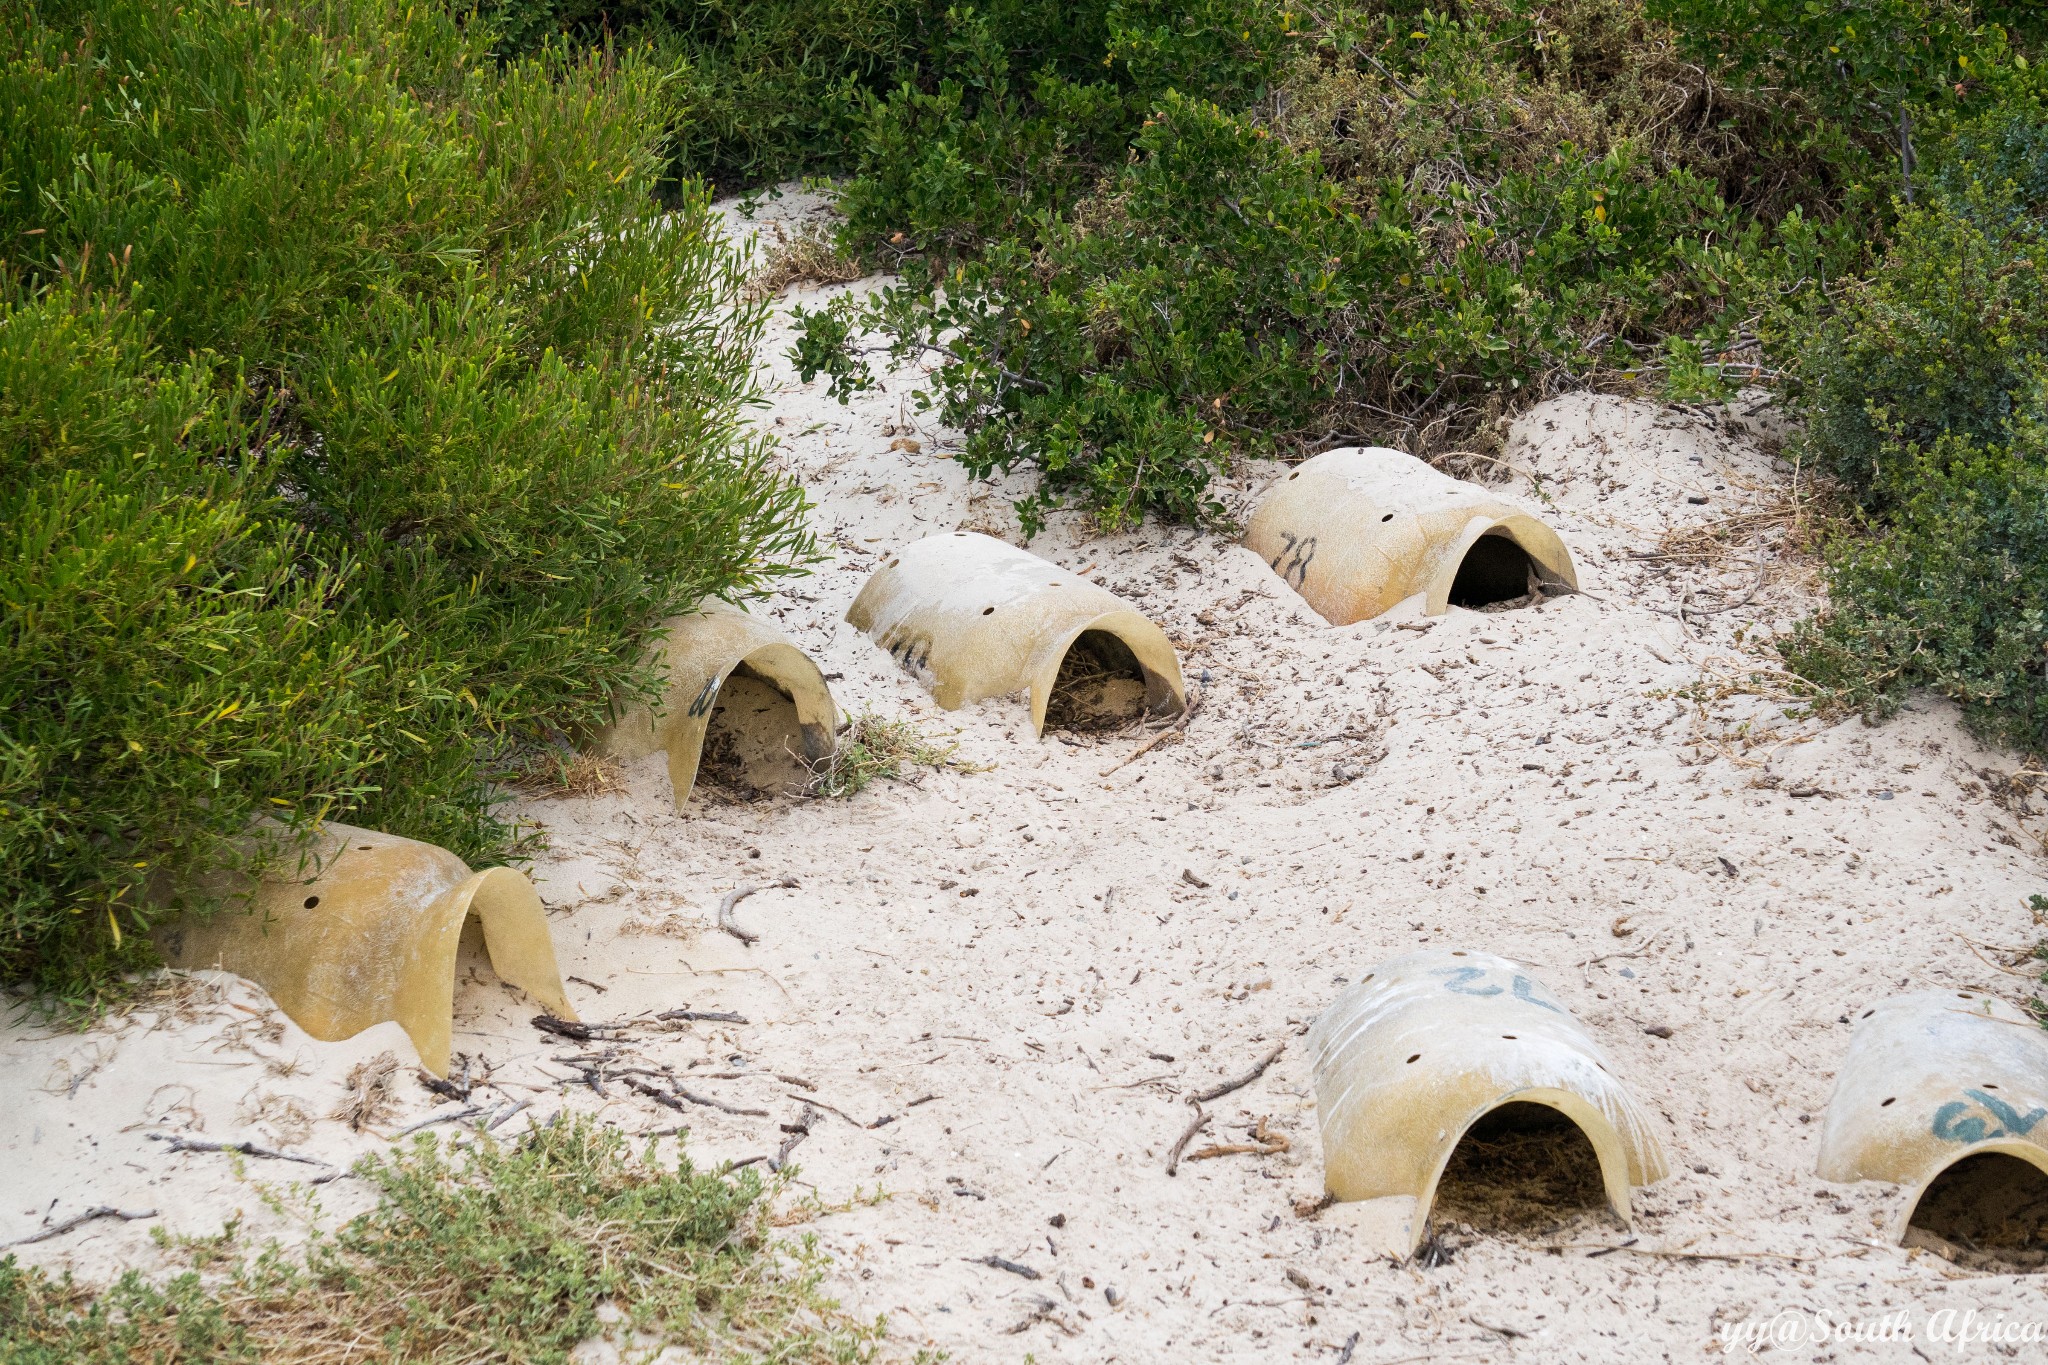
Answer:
top-left (1045, 629), bottom-right (1150, 733)
top-left (699, 662), bottom-right (810, 797)
top-left (1904, 1152), bottom-right (2048, 1271)
top-left (1434, 1102), bottom-right (1611, 1234)
top-left (1449, 532), bottom-right (1540, 610)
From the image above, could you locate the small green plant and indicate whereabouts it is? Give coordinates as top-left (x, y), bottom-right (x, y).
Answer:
top-left (806, 710), bottom-right (963, 797)
top-left (0, 1117), bottom-right (879, 1363)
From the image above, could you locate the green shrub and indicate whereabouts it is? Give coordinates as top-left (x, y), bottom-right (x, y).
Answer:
top-left (832, 0), bottom-right (1301, 253)
top-left (0, 1118), bottom-right (877, 1363)
top-left (1781, 184), bottom-right (2048, 502)
top-left (0, 0), bottom-right (814, 1001)
top-left (795, 0), bottom-right (1861, 531)
top-left (1783, 429), bottom-right (2048, 751)
top-left (479, 0), bottom-right (928, 190)
top-left (1778, 112), bottom-right (2048, 751)
top-left (485, 0), bottom-right (1298, 233)
top-left (0, 290), bottom-right (397, 1006)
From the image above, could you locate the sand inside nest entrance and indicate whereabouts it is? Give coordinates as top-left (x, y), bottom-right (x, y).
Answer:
top-left (1043, 629), bottom-right (1153, 733)
top-left (1431, 1101), bottom-right (1618, 1235)
top-left (1450, 532), bottom-right (1546, 610)
top-left (1903, 1150), bottom-right (2048, 1271)
top-left (697, 661), bottom-right (815, 796)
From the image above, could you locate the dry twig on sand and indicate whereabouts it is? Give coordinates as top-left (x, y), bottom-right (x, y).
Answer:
top-left (148, 1132), bottom-right (342, 1183)
top-left (1190, 1042), bottom-right (1285, 1103)
top-left (4, 1206), bottom-right (156, 1247)
top-left (1101, 688), bottom-right (1205, 776)
top-left (719, 878), bottom-right (797, 946)
top-left (1165, 1106), bottom-right (1211, 1176)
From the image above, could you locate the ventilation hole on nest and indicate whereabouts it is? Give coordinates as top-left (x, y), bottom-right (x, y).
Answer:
top-left (1380, 512), bottom-right (1394, 522)
top-left (1862, 1009), bottom-right (1875, 1018)
top-left (1958, 993), bottom-right (1974, 1000)
top-left (1289, 470), bottom-right (1300, 480)
top-left (1435, 1102), bottom-right (1609, 1234)
top-left (1362, 973), bottom-right (1374, 983)
top-left (1881, 1097), bottom-right (1896, 1106)
top-left (887, 558), bottom-right (900, 568)
top-left (1905, 1153), bottom-right (2048, 1271)
top-left (1983, 1083), bottom-right (2000, 1090)
top-left (1449, 532), bottom-right (1540, 610)
top-left (303, 896), bottom-right (320, 909)
top-left (1045, 629), bottom-right (1148, 735)
top-left (1406, 1053), bottom-right (1422, 1064)
top-left (981, 606), bottom-right (995, 615)
top-left (698, 661), bottom-right (809, 800)
top-left (358, 845), bottom-right (373, 851)
top-left (1502, 1034), bottom-right (1517, 1040)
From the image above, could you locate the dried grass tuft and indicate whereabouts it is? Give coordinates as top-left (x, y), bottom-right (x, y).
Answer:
top-left (331, 1052), bottom-right (400, 1133)
top-left (749, 220), bottom-right (863, 300)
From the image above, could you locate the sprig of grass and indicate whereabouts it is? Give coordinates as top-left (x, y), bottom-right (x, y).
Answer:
top-left (806, 710), bottom-right (968, 798)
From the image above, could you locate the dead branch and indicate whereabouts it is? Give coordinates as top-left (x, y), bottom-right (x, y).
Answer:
top-left (4, 1206), bottom-right (157, 1247)
top-left (718, 878), bottom-right (798, 946)
top-left (1100, 688), bottom-right (1204, 776)
top-left (147, 1133), bottom-right (342, 1183)
top-left (1189, 1042), bottom-right (1285, 1104)
top-left (1165, 1106), bottom-right (1211, 1176)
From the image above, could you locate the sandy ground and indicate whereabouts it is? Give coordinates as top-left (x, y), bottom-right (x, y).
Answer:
top-left (7, 189), bottom-right (2048, 1362)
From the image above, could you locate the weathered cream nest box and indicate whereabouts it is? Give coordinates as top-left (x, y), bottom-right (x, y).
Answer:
top-left (846, 531), bottom-right (1185, 734)
top-left (1246, 447), bottom-right (1577, 624)
top-left (1307, 949), bottom-right (1667, 1259)
top-left (155, 822), bottom-right (576, 1077)
top-left (1817, 991), bottom-right (2048, 1249)
top-left (599, 602), bottom-right (838, 808)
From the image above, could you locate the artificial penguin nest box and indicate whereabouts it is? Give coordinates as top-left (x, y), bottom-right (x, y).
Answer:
top-left (599, 602), bottom-right (838, 808)
top-left (1307, 949), bottom-right (1667, 1259)
top-left (846, 531), bottom-right (1186, 734)
top-left (155, 822), bottom-right (576, 1077)
top-left (1246, 446), bottom-right (1577, 624)
top-left (1817, 990), bottom-right (2048, 1262)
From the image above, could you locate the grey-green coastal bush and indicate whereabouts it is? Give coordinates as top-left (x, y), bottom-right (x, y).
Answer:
top-left (0, 0), bottom-right (814, 1004)
top-left (1778, 124), bottom-right (2048, 752)
top-left (793, 0), bottom-right (1869, 532)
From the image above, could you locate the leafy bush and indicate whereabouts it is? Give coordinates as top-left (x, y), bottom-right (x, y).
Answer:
top-left (1783, 183), bottom-right (2048, 502)
top-left (1779, 129), bottom-right (2048, 751)
top-left (1783, 423), bottom-right (2048, 751)
top-left (0, 0), bottom-right (813, 1001)
top-left (1649, 0), bottom-right (2047, 219)
top-left (832, 0), bottom-right (1301, 252)
top-left (479, 0), bottom-right (931, 189)
top-left (484, 0), bottom-right (1297, 228)
top-left (795, 0), bottom-right (1861, 531)
top-left (0, 1118), bottom-right (877, 1363)
top-left (0, 292), bottom-right (397, 1000)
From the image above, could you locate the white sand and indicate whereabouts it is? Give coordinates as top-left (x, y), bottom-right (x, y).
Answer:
top-left (6, 192), bottom-right (2048, 1360)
